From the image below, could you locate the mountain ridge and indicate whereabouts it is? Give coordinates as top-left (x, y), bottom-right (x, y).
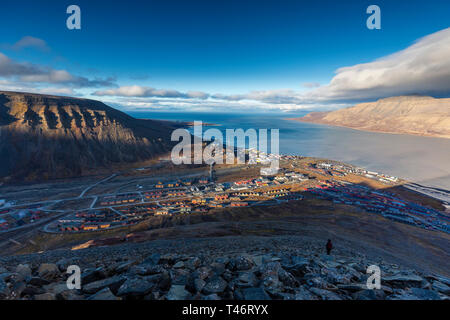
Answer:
top-left (291, 96), bottom-right (450, 139)
top-left (0, 91), bottom-right (178, 182)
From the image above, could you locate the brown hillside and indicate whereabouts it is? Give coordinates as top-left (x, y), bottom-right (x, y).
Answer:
top-left (293, 96), bottom-right (450, 138)
top-left (0, 91), bottom-right (178, 182)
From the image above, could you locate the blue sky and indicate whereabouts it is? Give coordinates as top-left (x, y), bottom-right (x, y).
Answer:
top-left (1, 0), bottom-right (449, 112)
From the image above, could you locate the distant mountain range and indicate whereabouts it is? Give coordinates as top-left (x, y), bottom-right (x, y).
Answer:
top-left (292, 96), bottom-right (450, 139)
top-left (0, 91), bottom-right (178, 182)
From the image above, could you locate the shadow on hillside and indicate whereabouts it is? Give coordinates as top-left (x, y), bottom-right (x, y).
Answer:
top-left (0, 94), bottom-right (17, 125)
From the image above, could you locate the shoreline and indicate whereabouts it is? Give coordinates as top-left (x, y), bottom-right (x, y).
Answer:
top-left (404, 183), bottom-right (450, 204)
top-left (285, 117), bottom-right (450, 140)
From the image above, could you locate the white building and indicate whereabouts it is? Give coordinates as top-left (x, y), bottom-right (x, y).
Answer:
top-left (261, 167), bottom-right (279, 176)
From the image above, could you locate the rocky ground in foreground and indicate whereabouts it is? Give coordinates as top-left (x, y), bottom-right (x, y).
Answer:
top-left (0, 236), bottom-right (449, 300)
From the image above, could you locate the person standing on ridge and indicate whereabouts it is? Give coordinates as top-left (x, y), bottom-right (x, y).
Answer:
top-left (326, 239), bottom-right (333, 255)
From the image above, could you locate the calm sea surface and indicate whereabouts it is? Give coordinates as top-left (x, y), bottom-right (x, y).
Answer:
top-left (129, 111), bottom-right (450, 190)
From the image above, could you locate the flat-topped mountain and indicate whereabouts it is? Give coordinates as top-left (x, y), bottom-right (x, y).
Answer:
top-left (292, 96), bottom-right (450, 139)
top-left (0, 91), bottom-right (178, 182)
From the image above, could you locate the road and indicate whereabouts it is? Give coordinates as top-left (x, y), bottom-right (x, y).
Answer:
top-left (405, 183), bottom-right (450, 203)
top-left (0, 211), bottom-right (68, 252)
top-left (79, 173), bottom-right (118, 198)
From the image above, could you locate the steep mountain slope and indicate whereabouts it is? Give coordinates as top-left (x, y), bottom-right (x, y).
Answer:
top-left (293, 96), bottom-right (450, 138)
top-left (0, 91), bottom-right (178, 182)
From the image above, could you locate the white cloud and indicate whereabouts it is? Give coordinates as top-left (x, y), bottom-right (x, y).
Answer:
top-left (206, 28), bottom-right (450, 108)
top-left (0, 52), bottom-right (116, 88)
top-left (213, 28), bottom-right (450, 105)
top-left (10, 36), bottom-right (50, 52)
top-left (93, 85), bottom-right (209, 99)
top-left (212, 90), bottom-right (304, 105)
top-left (307, 27), bottom-right (450, 102)
top-left (20, 70), bottom-right (74, 83)
top-left (0, 78), bottom-right (77, 96)
top-left (37, 87), bottom-right (77, 96)
top-left (302, 82), bottom-right (321, 89)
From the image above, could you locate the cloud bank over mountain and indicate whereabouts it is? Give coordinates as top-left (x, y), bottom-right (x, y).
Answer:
top-left (306, 27), bottom-right (450, 103)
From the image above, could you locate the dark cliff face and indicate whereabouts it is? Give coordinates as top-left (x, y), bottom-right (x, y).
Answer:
top-left (0, 91), bottom-right (177, 182)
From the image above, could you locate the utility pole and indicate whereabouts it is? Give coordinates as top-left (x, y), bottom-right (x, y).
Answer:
top-left (209, 161), bottom-right (216, 182)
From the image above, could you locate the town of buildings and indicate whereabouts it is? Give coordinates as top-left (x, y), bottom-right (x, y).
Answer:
top-left (308, 181), bottom-right (449, 233)
top-left (1, 156), bottom-right (447, 235)
top-left (46, 170), bottom-right (307, 233)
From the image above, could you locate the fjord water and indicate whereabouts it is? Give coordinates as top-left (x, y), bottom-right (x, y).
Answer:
top-left (129, 112), bottom-right (450, 190)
